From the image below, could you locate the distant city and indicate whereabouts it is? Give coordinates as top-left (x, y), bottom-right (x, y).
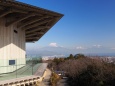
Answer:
top-left (26, 46), bottom-right (115, 57)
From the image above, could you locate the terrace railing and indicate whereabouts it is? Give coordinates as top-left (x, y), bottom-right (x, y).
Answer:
top-left (0, 57), bottom-right (43, 81)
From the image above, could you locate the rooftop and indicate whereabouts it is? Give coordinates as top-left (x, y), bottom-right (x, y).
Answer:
top-left (0, 0), bottom-right (63, 42)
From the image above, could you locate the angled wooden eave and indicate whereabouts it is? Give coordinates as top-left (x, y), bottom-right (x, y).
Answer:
top-left (0, 0), bottom-right (64, 42)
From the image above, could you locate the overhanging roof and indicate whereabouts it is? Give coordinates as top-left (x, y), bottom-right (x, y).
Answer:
top-left (0, 0), bottom-right (63, 42)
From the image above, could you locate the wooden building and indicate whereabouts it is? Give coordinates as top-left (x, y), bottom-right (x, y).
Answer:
top-left (0, 0), bottom-right (63, 73)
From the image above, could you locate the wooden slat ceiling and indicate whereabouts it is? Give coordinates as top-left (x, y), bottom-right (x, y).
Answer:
top-left (0, 0), bottom-right (63, 42)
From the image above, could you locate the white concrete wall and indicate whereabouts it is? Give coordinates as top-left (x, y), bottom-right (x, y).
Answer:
top-left (0, 18), bottom-right (26, 73)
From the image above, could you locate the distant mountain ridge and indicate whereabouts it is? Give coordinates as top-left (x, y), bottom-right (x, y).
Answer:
top-left (26, 46), bottom-right (73, 56)
top-left (26, 46), bottom-right (115, 57)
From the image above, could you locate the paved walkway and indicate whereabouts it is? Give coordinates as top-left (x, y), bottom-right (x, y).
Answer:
top-left (39, 68), bottom-right (52, 86)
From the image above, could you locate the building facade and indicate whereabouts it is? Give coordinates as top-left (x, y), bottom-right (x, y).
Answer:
top-left (0, 17), bottom-right (25, 73)
top-left (0, 0), bottom-right (63, 73)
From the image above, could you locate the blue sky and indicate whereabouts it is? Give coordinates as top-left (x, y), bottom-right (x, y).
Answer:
top-left (17, 0), bottom-right (115, 55)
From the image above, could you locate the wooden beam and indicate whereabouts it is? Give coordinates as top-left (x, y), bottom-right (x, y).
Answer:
top-left (5, 13), bottom-right (36, 27)
top-left (26, 37), bottom-right (39, 40)
top-left (26, 33), bottom-right (37, 37)
top-left (25, 26), bottom-right (46, 34)
top-left (0, 8), bottom-right (27, 18)
top-left (23, 19), bottom-right (52, 30)
top-left (38, 32), bottom-right (44, 34)
top-left (26, 39), bottom-right (38, 42)
top-left (25, 26), bottom-right (49, 34)
top-left (26, 32), bottom-right (44, 37)
top-left (0, 0), bottom-right (63, 17)
top-left (18, 16), bottom-right (49, 28)
top-left (26, 40), bottom-right (34, 42)
top-left (12, 8), bottom-right (28, 14)
top-left (0, 9), bottom-right (12, 18)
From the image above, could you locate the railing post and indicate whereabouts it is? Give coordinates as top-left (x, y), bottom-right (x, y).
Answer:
top-left (16, 59), bottom-right (17, 78)
top-left (32, 58), bottom-right (33, 75)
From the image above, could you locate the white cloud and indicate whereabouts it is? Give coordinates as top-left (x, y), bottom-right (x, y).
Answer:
top-left (60, 46), bottom-right (64, 48)
top-left (49, 43), bottom-right (58, 47)
top-left (111, 48), bottom-right (115, 50)
top-left (76, 46), bottom-right (86, 50)
top-left (93, 45), bottom-right (102, 48)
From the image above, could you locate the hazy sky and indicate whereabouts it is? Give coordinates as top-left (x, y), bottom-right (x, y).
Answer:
top-left (17, 0), bottom-right (115, 54)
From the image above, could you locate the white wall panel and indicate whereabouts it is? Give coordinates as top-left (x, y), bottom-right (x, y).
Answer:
top-left (0, 18), bottom-right (26, 73)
